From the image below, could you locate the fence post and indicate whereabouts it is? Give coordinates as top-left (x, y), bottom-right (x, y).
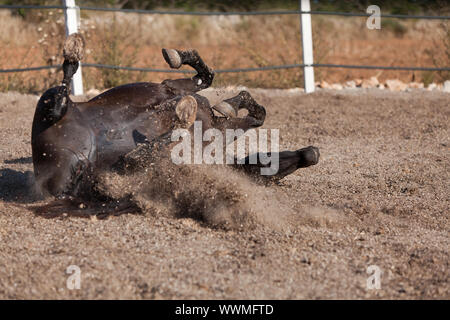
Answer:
top-left (299, 0), bottom-right (315, 93)
top-left (63, 0), bottom-right (83, 95)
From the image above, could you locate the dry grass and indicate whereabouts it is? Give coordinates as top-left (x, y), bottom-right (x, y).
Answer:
top-left (0, 10), bottom-right (448, 93)
top-left (424, 21), bottom-right (450, 84)
top-left (87, 15), bottom-right (145, 89)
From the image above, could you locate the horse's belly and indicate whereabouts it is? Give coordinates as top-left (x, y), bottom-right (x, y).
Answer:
top-left (93, 111), bottom-right (166, 167)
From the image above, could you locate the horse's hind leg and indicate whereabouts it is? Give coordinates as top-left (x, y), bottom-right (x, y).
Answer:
top-left (61, 33), bottom-right (84, 89)
top-left (44, 33), bottom-right (84, 122)
top-left (49, 57), bottom-right (78, 120)
top-left (161, 49), bottom-right (214, 94)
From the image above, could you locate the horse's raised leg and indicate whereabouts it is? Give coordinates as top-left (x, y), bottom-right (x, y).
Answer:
top-left (213, 90), bottom-right (267, 133)
top-left (37, 33), bottom-right (83, 126)
top-left (161, 49), bottom-right (214, 94)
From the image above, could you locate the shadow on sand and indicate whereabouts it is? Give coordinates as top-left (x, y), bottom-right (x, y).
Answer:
top-left (1, 158), bottom-right (140, 219)
top-left (0, 168), bottom-right (37, 203)
top-left (3, 156), bottom-right (33, 164)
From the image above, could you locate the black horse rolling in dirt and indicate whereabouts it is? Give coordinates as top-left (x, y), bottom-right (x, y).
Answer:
top-left (31, 34), bottom-right (319, 215)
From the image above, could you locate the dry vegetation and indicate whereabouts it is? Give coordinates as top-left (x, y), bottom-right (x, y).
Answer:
top-left (0, 9), bottom-right (449, 93)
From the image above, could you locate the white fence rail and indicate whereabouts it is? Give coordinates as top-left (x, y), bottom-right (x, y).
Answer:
top-left (63, 0), bottom-right (83, 95)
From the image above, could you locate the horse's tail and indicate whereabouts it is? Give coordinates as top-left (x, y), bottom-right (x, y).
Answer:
top-left (31, 196), bottom-right (141, 219)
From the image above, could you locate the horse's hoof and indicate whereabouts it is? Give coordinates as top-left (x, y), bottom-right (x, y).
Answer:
top-left (212, 101), bottom-right (237, 118)
top-left (297, 146), bottom-right (320, 167)
top-left (176, 95), bottom-right (197, 127)
top-left (63, 33), bottom-right (85, 63)
top-left (162, 48), bottom-right (182, 69)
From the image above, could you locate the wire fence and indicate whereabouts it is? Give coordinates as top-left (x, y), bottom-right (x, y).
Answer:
top-left (1, 4), bottom-right (450, 19)
top-left (0, 4), bottom-right (449, 75)
top-left (2, 63), bottom-right (449, 74)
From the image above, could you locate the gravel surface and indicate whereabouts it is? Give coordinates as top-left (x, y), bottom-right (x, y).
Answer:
top-left (0, 88), bottom-right (448, 299)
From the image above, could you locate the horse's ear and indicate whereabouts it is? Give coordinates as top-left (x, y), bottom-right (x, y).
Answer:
top-left (63, 33), bottom-right (85, 63)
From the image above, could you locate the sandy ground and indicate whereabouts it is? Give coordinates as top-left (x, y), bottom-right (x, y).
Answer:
top-left (0, 88), bottom-right (448, 299)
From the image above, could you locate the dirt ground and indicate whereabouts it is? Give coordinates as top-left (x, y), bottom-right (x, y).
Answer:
top-left (0, 87), bottom-right (448, 299)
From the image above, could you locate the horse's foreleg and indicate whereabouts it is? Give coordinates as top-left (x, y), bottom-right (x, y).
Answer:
top-left (233, 146), bottom-right (320, 182)
top-left (213, 91), bottom-right (266, 133)
top-left (210, 91), bottom-right (318, 181)
top-left (161, 49), bottom-right (214, 94)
